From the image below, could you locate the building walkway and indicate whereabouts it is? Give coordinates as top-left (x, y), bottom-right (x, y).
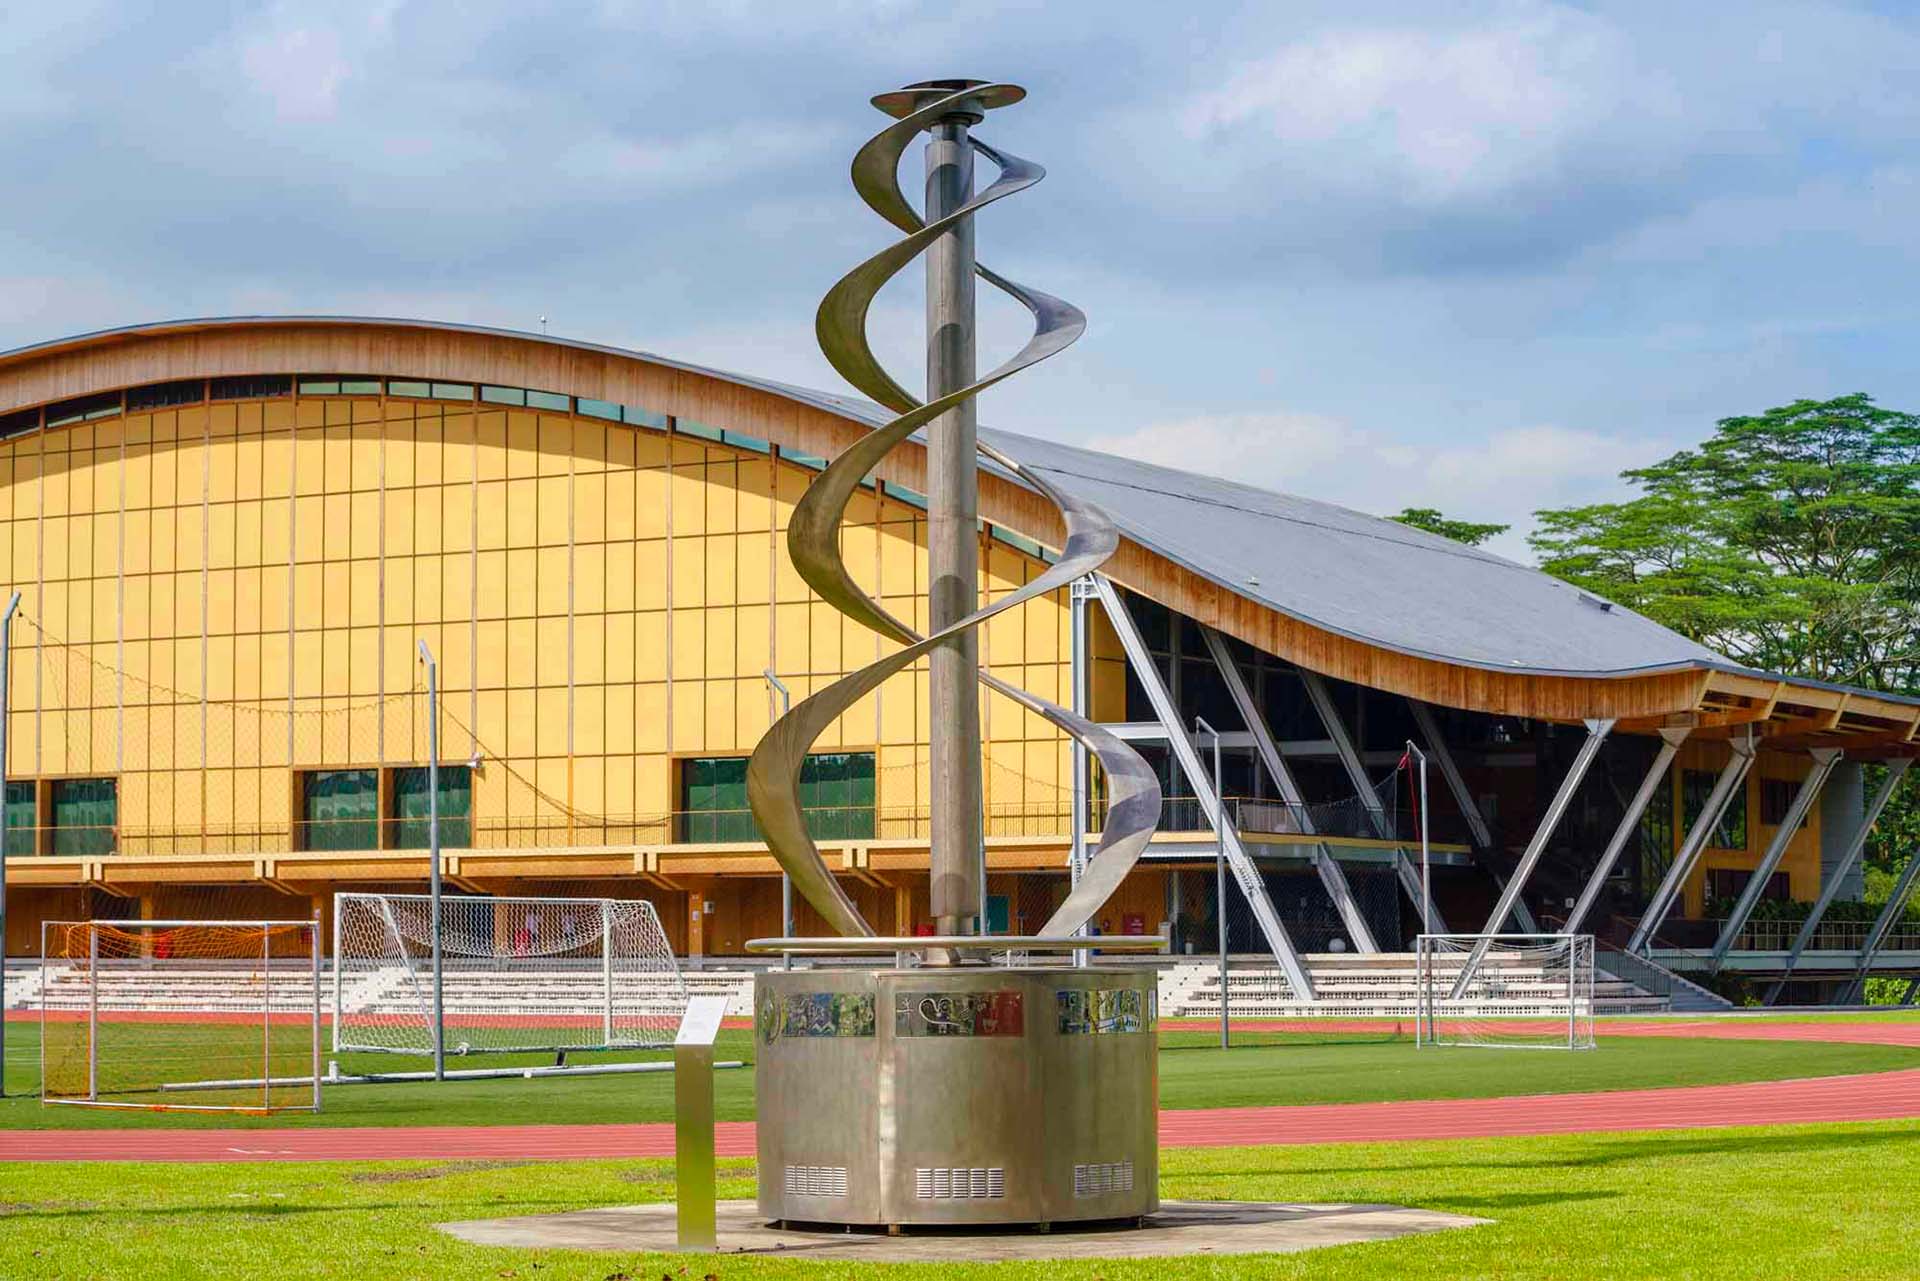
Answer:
top-left (6, 1019), bottom-right (1917, 1162)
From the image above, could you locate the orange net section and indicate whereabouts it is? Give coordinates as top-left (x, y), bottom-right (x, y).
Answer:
top-left (40, 920), bottom-right (320, 1112)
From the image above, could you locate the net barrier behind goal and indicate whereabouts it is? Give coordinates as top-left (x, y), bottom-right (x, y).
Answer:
top-left (1415, 933), bottom-right (1596, 1050)
top-left (39, 919), bottom-right (321, 1112)
top-left (332, 893), bottom-right (685, 1057)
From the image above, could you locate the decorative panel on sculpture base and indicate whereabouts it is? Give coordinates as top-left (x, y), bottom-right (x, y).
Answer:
top-left (753, 967), bottom-right (1158, 1228)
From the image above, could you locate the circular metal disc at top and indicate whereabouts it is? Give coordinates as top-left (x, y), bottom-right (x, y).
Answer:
top-left (870, 78), bottom-right (1027, 121)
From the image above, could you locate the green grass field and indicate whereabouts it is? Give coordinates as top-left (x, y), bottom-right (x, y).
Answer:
top-left (3, 1120), bottom-right (1916, 1279)
top-left (4, 1021), bottom-right (1916, 1130)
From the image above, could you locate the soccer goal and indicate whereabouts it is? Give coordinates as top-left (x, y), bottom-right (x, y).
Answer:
top-left (332, 893), bottom-right (685, 1059)
top-left (39, 919), bottom-right (322, 1112)
top-left (1416, 933), bottom-right (1596, 1050)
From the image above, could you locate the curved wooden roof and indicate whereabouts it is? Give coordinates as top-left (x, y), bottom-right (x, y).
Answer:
top-left (0, 316), bottom-right (1912, 754)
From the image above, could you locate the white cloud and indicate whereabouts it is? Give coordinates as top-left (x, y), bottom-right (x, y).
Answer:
top-left (1087, 410), bottom-right (1671, 560)
top-left (1180, 6), bottom-right (1649, 204)
top-left (237, 27), bottom-right (351, 122)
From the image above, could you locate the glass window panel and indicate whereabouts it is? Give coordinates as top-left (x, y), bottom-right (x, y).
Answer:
top-left (5, 780), bottom-right (35, 856)
top-left (779, 447), bottom-right (827, 470)
top-left (526, 390), bottom-right (570, 412)
top-left (720, 429), bottom-right (769, 454)
top-left (391, 765), bottom-right (472, 848)
top-left (50, 778), bottom-right (117, 856)
top-left (578, 398), bottom-right (621, 422)
top-left (480, 386), bottom-right (526, 406)
top-left (430, 383), bottom-right (473, 401)
top-left (301, 769), bottom-right (379, 850)
top-left (388, 381), bottom-right (430, 399)
top-left (341, 379), bottom-right (381, 395)
top-left (624, 406), bottom-right (668, 430)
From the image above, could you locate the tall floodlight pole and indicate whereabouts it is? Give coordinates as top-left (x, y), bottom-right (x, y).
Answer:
top-left (924, 96), bottom-right (986, 952)
top-left (1196, 716), bottom-right (1227, 1049)
top-left (763, 669), bottom-right (793, 970)
top-left (418, 640), bottom-right (444, 1082)
top-left (0, 591), bottom-right (19, 1098)
top-left (1406, 741), bottom-right (1432, 934)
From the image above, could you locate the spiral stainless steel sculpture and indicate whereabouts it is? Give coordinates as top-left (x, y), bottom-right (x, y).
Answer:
top-left (746, 80), bottom-right (1161, 951)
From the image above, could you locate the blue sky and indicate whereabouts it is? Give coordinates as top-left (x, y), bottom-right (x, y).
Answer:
top-left (4, 1), bottom-right (1917, 558)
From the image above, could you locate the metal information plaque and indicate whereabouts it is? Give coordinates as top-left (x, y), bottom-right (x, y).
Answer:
top-left (675, 995), bottom-right (729, 1251)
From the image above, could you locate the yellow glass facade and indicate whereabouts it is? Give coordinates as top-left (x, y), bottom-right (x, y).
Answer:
top-left (0, 387), bottom-right (1090, 953)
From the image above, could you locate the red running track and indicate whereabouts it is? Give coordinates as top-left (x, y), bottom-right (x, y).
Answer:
top-left (6, 1020), bottom-right (1918, 1163)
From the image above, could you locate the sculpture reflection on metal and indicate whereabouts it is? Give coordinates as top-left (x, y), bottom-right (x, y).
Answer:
top-left (746, 80), bottom-right (1161, 948)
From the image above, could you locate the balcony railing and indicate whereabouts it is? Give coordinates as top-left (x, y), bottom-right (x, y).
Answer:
top-left (1716, 917), bottom-right (1920, 954)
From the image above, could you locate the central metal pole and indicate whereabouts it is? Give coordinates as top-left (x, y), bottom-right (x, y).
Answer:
top-left (925, 102), bottom-right (984, 947)
top-left (418, 640), bottom-right (444, 1082)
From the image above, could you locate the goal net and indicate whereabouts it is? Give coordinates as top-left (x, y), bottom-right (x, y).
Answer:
top-left (1416, 933), bottom-right (1596, 1050)
top-left (40, 919), bottom-right (321, 1112)
top-left (333, 893), bottom-right (684, 1057)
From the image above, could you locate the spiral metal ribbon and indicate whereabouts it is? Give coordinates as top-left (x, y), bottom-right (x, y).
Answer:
top-left (747, 84), bottom-right (1161, 942)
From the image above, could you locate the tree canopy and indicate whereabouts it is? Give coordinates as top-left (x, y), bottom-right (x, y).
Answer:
top-left (1389, 507), bottom-right (1510, 547)
top-left (1529, 394), bottom-right (1920, 693)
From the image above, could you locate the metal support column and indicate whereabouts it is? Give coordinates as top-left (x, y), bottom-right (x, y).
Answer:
top-left (1565, 728), bottom-right (1689, 936)
top-left (1300, 671), bottom-right (1392, 838)
top-left (417, 640), bottom-right (444, 1082)
top-left (1708, 748), bottom-right (1843, 973)
top-left (1311, 849), bottom-right (1380, 953)
top-left (1195, 717), bottom-right (1229, 1048)
top-left (1200, 626), bottom-right (1310, 812)
top-left (1407, 700), bottom-right (1493, 849)
top-left (1451, 719), bottom-right (1614, 997)
top-left (1767, 759), bottom-right (1910, 1001)
top-left (1202, 624), bottom-right (1375, 952)
top-left (1091, 575), bottom-right (1313, 998)
top-left (1069, 579), bottom-right (1093, 966)
top-left (1840, 839), bottom-right (1920, 1004)
top-left (0, 591), bottom-right (19, 1099)
top-left (1395, 849), bottom-right (1445, 932)
top-left (764, 670), bottom-right (794, 970)
top-left (1629, 732), bottom-right (1756, 955)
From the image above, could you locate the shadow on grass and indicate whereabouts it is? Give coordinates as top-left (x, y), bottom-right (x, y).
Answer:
top-left (1177, 1122), bottom-right (1920, 1181)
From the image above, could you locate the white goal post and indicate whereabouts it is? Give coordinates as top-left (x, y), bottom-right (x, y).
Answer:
top-left (1416, 933), bottom-right (1596, 1050)
top-left (40, 918), bottom-right (322, 1112)
top-left (332, 893), bottom-right (685, 1058)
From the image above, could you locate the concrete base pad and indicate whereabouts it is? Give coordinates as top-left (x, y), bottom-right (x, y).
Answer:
top-left (441, 1198), bottom-right (1488, 1261)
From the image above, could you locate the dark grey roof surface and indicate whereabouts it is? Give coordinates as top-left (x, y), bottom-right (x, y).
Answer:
top-left (749, 372), bottom-right (1731, 678)
top-left (975, 426), bottom-right (1732, 677)
top-left (0, 316), bottom-right (1747, 680)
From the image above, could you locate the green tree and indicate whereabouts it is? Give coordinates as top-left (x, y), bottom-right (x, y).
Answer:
top-left (1530, 394), bottom-right (1920, 691)
top-left (1389, 507), bottom-right (1510, 547)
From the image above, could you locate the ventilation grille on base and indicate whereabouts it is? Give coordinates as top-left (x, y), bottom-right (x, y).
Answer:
top-left (914, 1166), bottom-right (1005, 1199)
top-left (1073, 1161), bottom-right (1134, 1198)
top-left (784, 1165), bottom-right (849, 1198)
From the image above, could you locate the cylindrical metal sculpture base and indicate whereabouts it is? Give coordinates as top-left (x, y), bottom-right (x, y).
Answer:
top-left (754, 966), bottom-right (1158, 1228)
